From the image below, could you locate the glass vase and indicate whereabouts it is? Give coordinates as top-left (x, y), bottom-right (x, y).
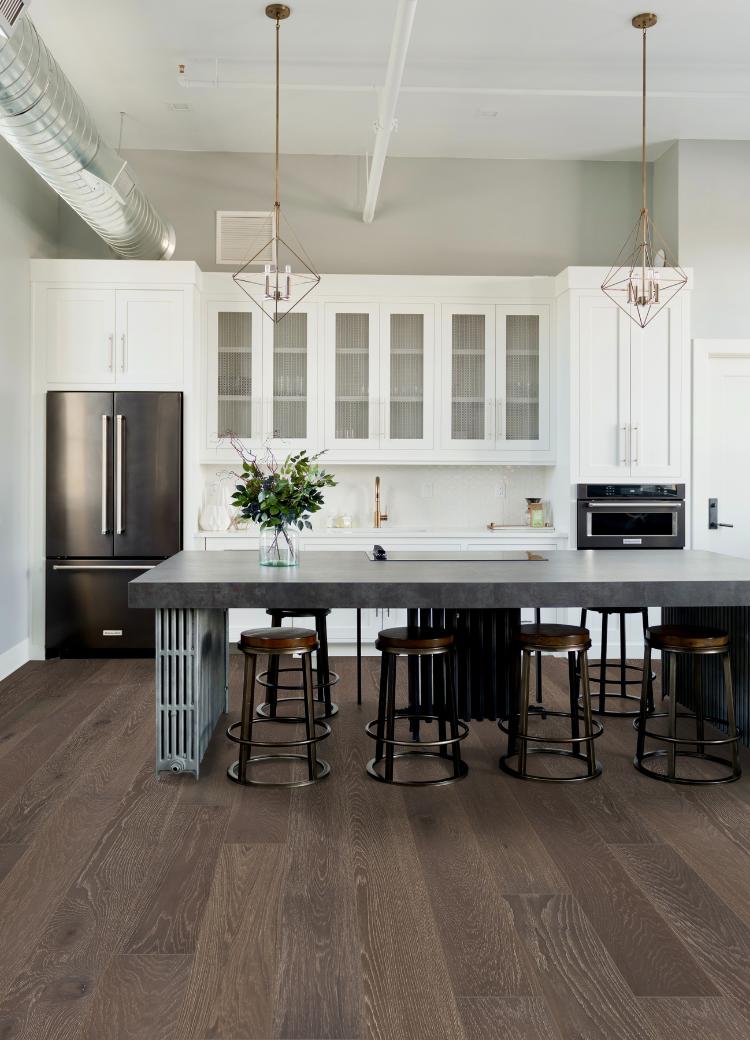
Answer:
top-left (259, 524), bottom-right (300, 567)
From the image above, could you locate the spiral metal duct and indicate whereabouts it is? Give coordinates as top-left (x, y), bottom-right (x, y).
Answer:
top-left (0, 14), bottom-right (175, 259)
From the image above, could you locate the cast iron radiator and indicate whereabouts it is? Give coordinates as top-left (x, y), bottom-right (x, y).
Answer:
top-left (662, 606), bottom-right (750, 748)
top-left (406, 608), bottom-right (521, 721)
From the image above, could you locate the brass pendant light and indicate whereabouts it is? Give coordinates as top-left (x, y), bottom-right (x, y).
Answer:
top-left (601, 13), bottom-right (687, 328)
top-left (233, 4), bottom-right (320, 323)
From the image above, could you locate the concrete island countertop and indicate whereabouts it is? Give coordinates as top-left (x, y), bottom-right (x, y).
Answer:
top-left (130, 548), bottom-right (750, 611)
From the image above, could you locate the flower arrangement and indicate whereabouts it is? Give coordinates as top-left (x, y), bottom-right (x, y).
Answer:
top-left (230, 439), bottom-right (337, 565)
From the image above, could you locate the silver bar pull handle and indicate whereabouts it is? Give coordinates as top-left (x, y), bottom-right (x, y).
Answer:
top-left (120, 333), bottom-right (127, 372)
top-left (632, 425), bottom-right (640, 466)
top-left (620, 425), bottom-right (629, 465)
top-left (497, 399), bottom-right (504, 440)
top-left (52, 564), bottom-right (155, 571)
top-left (116, 414), bottom-right (124, 535)
top-left (101, 414), bottom-right (109, 534)
top-left (107, 335), bottom-right (114, 371)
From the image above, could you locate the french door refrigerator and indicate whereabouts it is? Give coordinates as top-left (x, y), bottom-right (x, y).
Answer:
top-left (46, 391), bottom-right (182, 656)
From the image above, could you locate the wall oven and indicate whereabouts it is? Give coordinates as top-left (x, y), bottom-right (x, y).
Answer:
top-left (576, 484), bottom-right (685, 549)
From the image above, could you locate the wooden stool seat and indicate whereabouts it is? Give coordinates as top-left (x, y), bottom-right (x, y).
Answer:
top-left (267, 608), bottom-right (331, 619)
top-left (517, 624), bottom-right (591, 653)
top-left (239, 627), bottom-right (317, 652)
top-left (647, 624), bottom-right (730, 654)
top-left (376, 627), bottom-right (455, 652)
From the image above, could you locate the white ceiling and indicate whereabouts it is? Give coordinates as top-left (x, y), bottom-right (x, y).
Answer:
top-left (28, 0), bottom-right (750, 161)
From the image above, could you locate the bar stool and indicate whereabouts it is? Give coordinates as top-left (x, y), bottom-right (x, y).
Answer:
top-left (257, 608), bottom-right (340, 721)
top-left (580, 608), bottom-right (655, 717)
top-left (500, 624), bottom-right (603, 782)
top-left (227, 627), bottom-right (331, 788)
top-left (634, 625), bottom-right (741, 785)
top-left (365, 627), bottom-right (468, 786)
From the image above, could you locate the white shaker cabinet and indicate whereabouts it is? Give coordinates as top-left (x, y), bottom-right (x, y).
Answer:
top-left (576, 293), bottom-right (687, 481)
top-left (43, 286), bottom-right (184, 387)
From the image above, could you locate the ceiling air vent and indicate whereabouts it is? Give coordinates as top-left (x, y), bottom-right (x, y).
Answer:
top-left (216, 210), bottom-right (274, 266)
top-left (0, 0), bottom-right (29, 39)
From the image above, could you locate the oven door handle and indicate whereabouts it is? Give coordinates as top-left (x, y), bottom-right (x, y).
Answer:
top-left (583, 501), bottom-right (682, 510)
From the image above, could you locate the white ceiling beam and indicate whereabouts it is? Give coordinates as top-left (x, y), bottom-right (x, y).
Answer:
top-left (362, 0), bottom-right (418, 225)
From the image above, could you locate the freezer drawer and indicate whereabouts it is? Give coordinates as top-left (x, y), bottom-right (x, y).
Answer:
top-left (46, 560), bottom-right (155, 656)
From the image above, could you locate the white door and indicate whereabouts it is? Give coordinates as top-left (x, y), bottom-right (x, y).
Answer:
top-left (324, 304), bottom-right (380, 451)
top-left (496, 304), bottom-right (551, 453)
top-left (205, 300), bottom-right (264, 455)
top-left (115, 290), bottom-right (183, 386)
top-left (629, 299), bottom-right (684, 479)
top-left (45, 288), bottom-right (116, 385)
top-left (440, 305), bottom-right (496, 452)
top-left (693, 340), bottom-right (750, 557)
top-left (263, 305), bottom-right (319, 452)
top-left (380, 304), bottom-right (435, 451)
top-left (578, 296), bottom-right (631, 479)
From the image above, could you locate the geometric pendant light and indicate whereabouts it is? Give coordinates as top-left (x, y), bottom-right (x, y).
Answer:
top-left (601, 13), bottom-right (687, 328)
top-left (233, 4), bottom-right (320, 324)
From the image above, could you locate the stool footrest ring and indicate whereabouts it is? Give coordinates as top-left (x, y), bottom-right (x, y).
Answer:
top-left (366, 752), bottom-right (468, 787)
top-left (634, 711), bottom-right (742, 748)
top-left (256, 696), bottom-right (339, 721)
top-left (500, 747), bottom-right (603, 783)
top-left (365, 714), bottom-right (468, 750)
top-left (228, 755), bottom-right (330, 788)
top-left (226, 717), bottom-right (331, 750)
top-left (257, 666), bottom-right (340, 693)
top-left (634, 749), bottom-right (740, 786)
top-left (498, 710), bottom-right (604, 746)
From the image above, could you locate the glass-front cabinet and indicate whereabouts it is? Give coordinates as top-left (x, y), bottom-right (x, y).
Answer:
top-left (440, 303), bottom-right (551, 458)
top-left (204, 299), bottom-right (318, 458)
top-left (324, 303), bottom-right (435, 455)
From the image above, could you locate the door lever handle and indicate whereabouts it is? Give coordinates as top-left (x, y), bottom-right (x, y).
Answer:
top-left (708, 497), bottom-right (733, 530)
top-left (719, 522), bottom-right (734, 528)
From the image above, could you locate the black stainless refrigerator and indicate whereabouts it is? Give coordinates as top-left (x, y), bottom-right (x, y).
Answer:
top-left (46, 391), bottom-right (182, 656)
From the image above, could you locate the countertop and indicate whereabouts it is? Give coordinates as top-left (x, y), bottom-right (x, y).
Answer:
top-left (196, 526), bottom-right (564, 539)
top-left (129, 549), bottom-right (750, 611)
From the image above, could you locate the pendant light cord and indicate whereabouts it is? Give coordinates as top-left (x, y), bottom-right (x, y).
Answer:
top-left (641, 25), bottom-right (647, 216)
top-left (274, 15), bottom-right (281, 223)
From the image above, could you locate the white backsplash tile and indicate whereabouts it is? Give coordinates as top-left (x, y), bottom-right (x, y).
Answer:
top-left (201, 463), bottom-right (555, 531)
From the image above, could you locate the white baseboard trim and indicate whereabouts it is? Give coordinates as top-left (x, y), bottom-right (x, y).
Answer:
top-left (0, 638), bottom-right (31, 683)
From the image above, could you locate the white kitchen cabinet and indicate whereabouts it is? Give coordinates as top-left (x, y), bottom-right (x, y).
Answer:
top-left (45, 288), bottom-right (117, 385)
top-left (115, 290), bottom-right (183, 386)
top-left (577, 293), bottom-right (686, 481)
top-left (323, 303), bottom-right (380, 451)
top-left (379, 304), bottom-right (436, 451)
top-left (264, 305), bottom-right (320, 452)
top-left (439, 303), bottom-right (552, 460)
top-left (43, 286), bottom-right (183, 387)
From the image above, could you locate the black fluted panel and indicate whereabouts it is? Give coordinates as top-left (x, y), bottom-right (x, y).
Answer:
top-left (406, 608), bottom-right (521, 722)
top-left (662, 606), bottom-right (750, 747)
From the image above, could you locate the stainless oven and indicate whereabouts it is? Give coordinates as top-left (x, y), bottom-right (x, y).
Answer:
top-left (576, 484), bottom-right (685, 549)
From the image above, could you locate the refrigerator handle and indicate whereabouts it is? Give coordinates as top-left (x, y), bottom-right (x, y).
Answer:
top-left (116, 414), bottom-right (124, 535)
top-left (101, 414), bottom-right (109, 534)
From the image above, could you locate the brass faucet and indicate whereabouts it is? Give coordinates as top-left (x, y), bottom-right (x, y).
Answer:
top-left (374, 475), bottom-right (388, 528)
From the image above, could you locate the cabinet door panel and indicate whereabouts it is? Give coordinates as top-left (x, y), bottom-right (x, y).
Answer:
top-left (115, 290), bottom-right (183, 386)
top-left (205, 301), bottom-right (264, 454)
top-left (441, 305), bottom-right (495, 451)
top-left (324, 304), bottom-right (379, 450)
top-left (265, 306), bottom-right (318, 450)
top-left (380, 304), bottom-right (435, 450)
top-left (578, 297), bottom-right (631, 478)
top-left (45, 288), bottom-right (116, 385)
top-left (497, 304), bottom-right (551, 451)
top-left (630, 302), bottom-right (683, 478)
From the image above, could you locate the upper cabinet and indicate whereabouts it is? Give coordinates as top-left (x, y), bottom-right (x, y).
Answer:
top-left (42, 285), bottom-right (185, 388)
top-left (576, 292), bottom-right (687, 481)
top-left (324, 304), bottom-right (380, 450)
top-left (440, 303), bottom-right (552, 460)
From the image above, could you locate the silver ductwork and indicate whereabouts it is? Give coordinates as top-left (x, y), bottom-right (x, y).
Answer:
top-left (0, 13), bottom-right (175, 260)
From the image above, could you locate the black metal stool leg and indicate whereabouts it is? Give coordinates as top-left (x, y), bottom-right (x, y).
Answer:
top-left (643, 609), bottom-right (655, 711)
top-left (317, 614), bottom-right (332, 710)
top-left (384, 654), bottom-right (397, 784)
top-left (446, 651), bottom-right (463, 779)
top-left (356, 608), bottom-right (362, 705)
top-left (636, 642), bottom-right (652, 763)
top-left (434, 651), bottom-right (448, 757)
top-left (579, 650), bottom-right (596, 777)
top-left (723, 651), bottom-right (741, 778)
top-left (667, 651), bottom-right (678, 779)
top-left (238, 652), bottom-right (257, 782)
top-left (302, 650), bottom-right (318, 782)
top-left (534, 608), bottom-right (543, 705)
top-left (619, 612), bottom-right (627, 700)
top-left (266, 610), bottom-right (282, 718)
top-left (693, 653), bottom-right (705, 756)
top-left (568, 651), bottom-right (580, 743)
top-left (374, 652), bottom-right (389, 764)
top-left (518, 650), bottom-right (532, 777)
top-left (599, 611), bottom-right (608, 714)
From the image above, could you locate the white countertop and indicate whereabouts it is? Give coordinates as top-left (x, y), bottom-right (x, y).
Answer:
top-left (197, 525), bottom-right (565, 539)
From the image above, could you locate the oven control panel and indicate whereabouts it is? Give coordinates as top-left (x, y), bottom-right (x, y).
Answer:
top-left (577, 484), bottom-right (684, 501)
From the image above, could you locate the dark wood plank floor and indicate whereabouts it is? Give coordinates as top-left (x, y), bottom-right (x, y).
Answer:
top-left (0, 654), bottom-right (749, 1039)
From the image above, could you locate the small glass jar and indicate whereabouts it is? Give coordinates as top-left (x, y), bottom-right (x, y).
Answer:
top-left (259, 525), bottom-right (300, 567)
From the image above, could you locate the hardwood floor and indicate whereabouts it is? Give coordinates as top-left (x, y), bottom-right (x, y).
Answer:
top-left (0, 654), bottom-right (749, 1039)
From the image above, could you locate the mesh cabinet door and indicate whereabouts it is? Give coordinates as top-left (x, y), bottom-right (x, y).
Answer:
top-left (495, 304), bottom-right (551, 453)
top-left (380, 304), bottom-right (435, 450)
top-left (205, 300), bottom-right (264, 455)
top-left (263, 306), bottom-right (319, 448)
top-left (440, 305), bottom-right (496, 451)
top-left (324, 304), bottom-right (380, 450)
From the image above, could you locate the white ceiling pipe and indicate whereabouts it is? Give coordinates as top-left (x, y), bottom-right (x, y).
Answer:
top-left (0, 13), bottom-right (175, 260)
top-left (362, 0), bottom-right (418, 225)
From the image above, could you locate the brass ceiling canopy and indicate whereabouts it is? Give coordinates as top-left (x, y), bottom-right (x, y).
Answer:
top-left (234, 3), bottom-right (320, 323)
top-left (601, 12), bottom-right (687, 328)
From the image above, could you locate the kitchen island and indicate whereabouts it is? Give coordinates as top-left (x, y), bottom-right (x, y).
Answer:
top-left (130, 549), bottom-right (750, 776)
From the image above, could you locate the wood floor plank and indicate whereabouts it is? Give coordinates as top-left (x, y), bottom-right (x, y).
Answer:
top-left (457, 997), bottom-right (562, 1040)
top-left (336, 708), bottom-right (465, 1040)
top-left (79, 954), bottom-right (193, 1040)
top-left (0, 844), bottom-right (24, 883)
top-left (225, 786), bottom-right (290, 844)
top-left (612, 842), bottom-right (750, 1004)
top-left (122, 805), bottom-right (229, 955)
top-left (406, 785), bottom-right (534, 997)
top-left (637, 997), bottom-right (750, 1040)
top-left (0, 683), bottom-right (150, 845)
top-left (507, 894), bottom-right (657, 1040)
top-left (178, 843), bottom-right (287, 1039)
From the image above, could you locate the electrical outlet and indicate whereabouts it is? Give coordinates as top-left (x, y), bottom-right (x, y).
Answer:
top-left (495, 485), bottom-right (506, 498)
